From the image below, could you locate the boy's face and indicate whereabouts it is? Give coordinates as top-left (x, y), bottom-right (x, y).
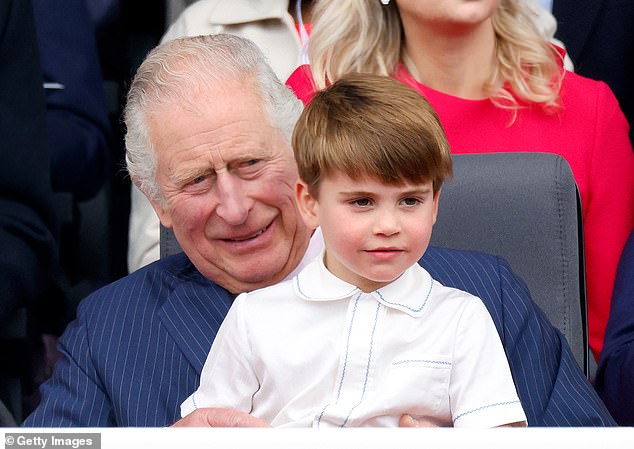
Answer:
top-left (296, 170), bottom-right (439, 292)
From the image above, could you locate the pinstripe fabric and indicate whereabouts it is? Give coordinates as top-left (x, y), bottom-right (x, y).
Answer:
top-left (23, 248), bottom-right (615, 427)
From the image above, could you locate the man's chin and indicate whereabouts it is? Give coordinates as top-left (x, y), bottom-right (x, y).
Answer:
top-left (196, 258), bottom-right (288, 292)
top-left (230, 263), bottom-right (287, 288)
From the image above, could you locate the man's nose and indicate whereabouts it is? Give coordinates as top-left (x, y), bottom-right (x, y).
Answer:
top-left (215, 173), bottom-right (252, 225)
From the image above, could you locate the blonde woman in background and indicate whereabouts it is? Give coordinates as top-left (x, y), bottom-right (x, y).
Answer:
top-left (286, 0), bottom-right (634, 361)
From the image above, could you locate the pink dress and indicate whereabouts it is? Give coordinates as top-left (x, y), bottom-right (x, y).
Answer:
top-left (287, 64), bottom-right (634, 359)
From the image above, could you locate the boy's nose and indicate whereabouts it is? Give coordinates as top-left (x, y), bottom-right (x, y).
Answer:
top-left (373, 209), bottom-right (400, 236)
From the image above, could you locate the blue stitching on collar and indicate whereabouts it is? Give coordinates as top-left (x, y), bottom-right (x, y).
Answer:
top-left (376, 270), bottom-right (433, 313)
top-left (296, 269), bottom-right (357, 300)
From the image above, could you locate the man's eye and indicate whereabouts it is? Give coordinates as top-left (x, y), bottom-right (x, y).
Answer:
top-left (233, 159), bottom-right (264, 179)
top-left (192, 175), bottom-right (207, 184)
top-left (237, 159), bottom-right (261, 169)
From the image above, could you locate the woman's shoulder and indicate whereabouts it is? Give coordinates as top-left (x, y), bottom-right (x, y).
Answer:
top-left (560, 70), bottom-right (621, 112)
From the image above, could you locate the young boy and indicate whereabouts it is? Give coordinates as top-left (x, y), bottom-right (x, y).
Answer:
top-left (180, 73), bottom-right (527, 428)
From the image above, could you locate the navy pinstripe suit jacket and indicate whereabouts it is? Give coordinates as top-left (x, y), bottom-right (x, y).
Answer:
top-left (24, 247), bottom-right (615, 427)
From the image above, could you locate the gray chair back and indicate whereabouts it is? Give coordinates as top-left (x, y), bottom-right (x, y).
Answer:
top-left (160, 152), bottom-right (588, 374)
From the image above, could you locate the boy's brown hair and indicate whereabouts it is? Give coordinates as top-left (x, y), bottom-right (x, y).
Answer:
top-left (292, 73), bottom-right (452, 196)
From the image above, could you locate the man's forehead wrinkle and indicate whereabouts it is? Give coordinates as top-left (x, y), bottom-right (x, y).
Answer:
top-left (165, 128), bottom-right (273, 183)
top-left (166, 118), bottom-right (251, 153)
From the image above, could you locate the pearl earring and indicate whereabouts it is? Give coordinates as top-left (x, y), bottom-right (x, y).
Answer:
top-left (380, 0), bottom-right (390, 5)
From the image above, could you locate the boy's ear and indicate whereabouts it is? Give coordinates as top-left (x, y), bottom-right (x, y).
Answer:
top-left (432, 188), bottom-right (441, 225)
top-left (295, 181), bottom-right (320, 229)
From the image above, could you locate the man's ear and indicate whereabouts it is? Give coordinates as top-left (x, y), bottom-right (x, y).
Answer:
top-left (149, 196), bottom-right (173, 229)
top-left (295, 181), bottom-right (319, 229)
top-left (134, 176), bottom-right (172, 229)
top-left (432, 188), bottom-right (441, 225)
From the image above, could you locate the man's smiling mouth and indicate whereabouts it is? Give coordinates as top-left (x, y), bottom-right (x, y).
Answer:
top-left (224, 223), bottom-right (271, 242)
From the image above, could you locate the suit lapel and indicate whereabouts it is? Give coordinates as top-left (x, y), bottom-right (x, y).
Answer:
top-left (553, 0), bottom-right (604, 62)
top-left (157, 274), bottom-right (235, 374)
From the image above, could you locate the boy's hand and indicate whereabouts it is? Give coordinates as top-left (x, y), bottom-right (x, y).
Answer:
top-left (171, 408), bottom-right (271, 427)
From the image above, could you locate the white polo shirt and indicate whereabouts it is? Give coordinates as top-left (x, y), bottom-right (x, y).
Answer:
top-left (181, 253), bottom-right (527, 428)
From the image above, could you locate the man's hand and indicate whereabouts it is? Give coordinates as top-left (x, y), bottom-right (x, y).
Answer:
top-left (399, 414), bottom-right (444, 427)
top-left (171, 408), bottom-right (271, 427)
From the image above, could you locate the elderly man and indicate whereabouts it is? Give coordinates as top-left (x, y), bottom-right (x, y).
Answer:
top-left (24, 34), bottom-right (614, 427)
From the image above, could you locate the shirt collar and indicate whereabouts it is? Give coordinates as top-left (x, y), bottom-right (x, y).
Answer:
top-left (294, 250), bottom-right (433, 318)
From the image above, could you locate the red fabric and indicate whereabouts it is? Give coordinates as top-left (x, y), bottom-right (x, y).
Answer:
top-left (287, 64), bottom-right (634, 359)
top-left (295, 23), bottom-right (312, 35)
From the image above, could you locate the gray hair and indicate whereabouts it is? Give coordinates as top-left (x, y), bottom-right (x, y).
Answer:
top-left (124, 34), bottom-right (303, 203)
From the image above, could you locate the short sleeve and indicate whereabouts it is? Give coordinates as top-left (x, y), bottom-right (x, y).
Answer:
top-left (449, 297), bottom-right (527, 427)
top-left (180, 293), bottom-right (258, 417)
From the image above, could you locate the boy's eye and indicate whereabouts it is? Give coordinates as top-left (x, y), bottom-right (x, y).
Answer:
top-left (401, 197), bottom-right (421, 206)
top-left (352, 198), bottom-right (373, 207)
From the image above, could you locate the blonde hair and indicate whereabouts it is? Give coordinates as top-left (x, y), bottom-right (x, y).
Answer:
top-left (308, 0), bottom-right (562, 113)
top-left (293, 73), bottom-right (452, 197)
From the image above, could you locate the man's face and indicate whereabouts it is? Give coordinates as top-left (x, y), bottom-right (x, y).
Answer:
top-left (147, 83), bottom-right (312, 293)
top-left (297, 171), bottom-right (439, 292)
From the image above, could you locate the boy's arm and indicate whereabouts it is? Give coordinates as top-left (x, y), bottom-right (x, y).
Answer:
top-left (449, 298), bottom-right (527, 427)
top-left (421, 248), bottom-right (615, 426)
top-left (180, 294), bottom-right (260, 418)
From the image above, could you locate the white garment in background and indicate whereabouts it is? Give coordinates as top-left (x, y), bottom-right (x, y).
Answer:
top-left (181, 254), bottom-right (527, 428)
top-left (528, 0), bottom-right (574, 70)
top-left (534, 0), bottom-right (553, 12)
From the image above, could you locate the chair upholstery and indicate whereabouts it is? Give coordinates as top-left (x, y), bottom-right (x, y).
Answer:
top-left (160, 152), bottom-right (587, 374)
